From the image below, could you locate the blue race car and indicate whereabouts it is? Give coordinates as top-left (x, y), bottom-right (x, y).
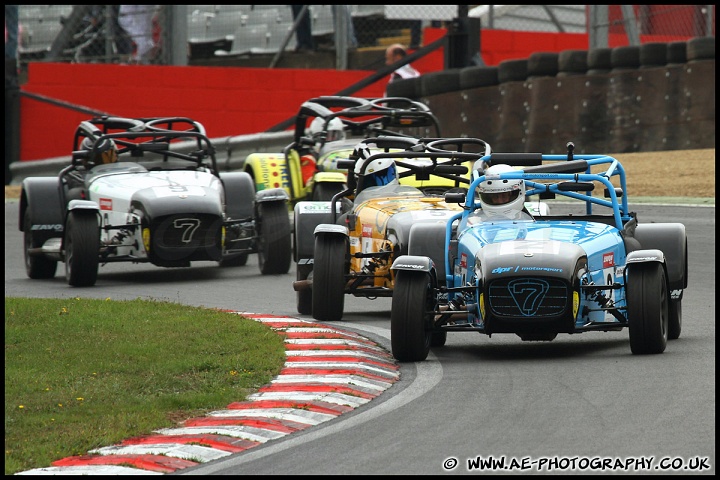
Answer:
top-left (390, 142), bottom-right (688, 361)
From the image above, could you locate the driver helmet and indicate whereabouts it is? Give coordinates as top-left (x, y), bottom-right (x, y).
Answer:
top-left (354, 153), bottom-right (398, 192)
top-left (478, 164), bottom-right (525, 219)
top-left (309, 116), bottom-right (346, 144)
top-left (81, 136), bottom-right (118, 167)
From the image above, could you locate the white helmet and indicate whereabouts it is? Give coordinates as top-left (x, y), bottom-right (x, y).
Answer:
top-left (309, 117), bottom-right (346, 143)
top-left (478, 164), bottom-right (525, 219)
top-left (354, 153), bottom-right (398, 193)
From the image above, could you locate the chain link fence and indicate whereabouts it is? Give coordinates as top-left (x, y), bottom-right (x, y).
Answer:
top-left (16, 5), bottom-right (714, 67)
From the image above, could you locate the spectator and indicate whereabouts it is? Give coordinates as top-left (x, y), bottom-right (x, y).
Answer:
top-left (384, 43), bottom-right (420, 95)
top-left (291, 5), bottom-right (315, 52)
top-left (331, 5), bottom-right (357, 49)
top-left (118, 5), bottom-right (158, 64)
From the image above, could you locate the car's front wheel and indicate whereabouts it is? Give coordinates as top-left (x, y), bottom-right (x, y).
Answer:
top-left (23, 209), bottom-right (58, 279)
top-left (391, 270), bottom-right (433, 362)
top-left (627, 262), bottom-right (668, 354)
top-left (257, 202), bottom-right (291, 274)
top-left (312, 234), bottom-right (346, 321)
top-left (64, 210), bottom-right (100, 287)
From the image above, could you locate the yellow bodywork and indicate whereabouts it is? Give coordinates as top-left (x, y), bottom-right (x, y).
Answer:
top-left (346, 191), bottom-right (461, 289)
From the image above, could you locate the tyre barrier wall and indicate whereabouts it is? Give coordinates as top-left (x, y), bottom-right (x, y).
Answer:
top-left (9, 38), bottom-right (715, 182)
top-left (391, 37), bottom-right (715, 154)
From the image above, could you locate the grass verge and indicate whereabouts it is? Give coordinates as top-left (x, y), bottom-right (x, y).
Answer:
top-left (4, 297), bottom-right (286, 475)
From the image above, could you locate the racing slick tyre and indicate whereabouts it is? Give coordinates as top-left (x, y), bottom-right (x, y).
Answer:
top-left (312, 183), bottom-right (344, 202)
top-left (312, 234), bottom-right (346, 322)
top-left (257, 202), bottom-right (291, 275)
top-left (23, 210), bottom-right (58, 279)
top-left (430, 331), bottom-right (447, 347)
top-left (626, 262), bottom-right (668, 354)
top-left (64, 210), bottom-right (100, 287)
top-left (219, 253), bottom-right (249, 267)
top-left (668, 299), bottom-right (682, 340)
top-left (391, 270), bottom-right (433, 362)
top-left (296, 263), bottom-right (313, 315)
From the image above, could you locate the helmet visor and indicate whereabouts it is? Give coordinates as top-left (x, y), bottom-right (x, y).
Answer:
top-left (359, 164), bottom-right (397, 191)
top-left (481, 189), bottom-right (520, 206)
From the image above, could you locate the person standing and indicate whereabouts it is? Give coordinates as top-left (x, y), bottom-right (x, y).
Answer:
top-left (291, 5), bottom-right (315, 52)
top-left (384, 43), bottom-right (420, 95)
top-left (119, 5), bottom-right (158, 64)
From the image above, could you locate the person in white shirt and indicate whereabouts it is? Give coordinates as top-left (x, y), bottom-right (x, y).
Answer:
top-left (384, 43), bottom-right (420, 95)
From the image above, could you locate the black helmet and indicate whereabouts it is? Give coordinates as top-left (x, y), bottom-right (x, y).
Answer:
top-left (81, 137), bottom-right (118, 167)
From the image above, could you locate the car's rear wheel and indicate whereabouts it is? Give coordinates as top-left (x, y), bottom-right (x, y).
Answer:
top-left (312, 234), bottom-right (346, 321)
top-left (312, 182), bottom-right (344, 201)
top-left (626, 262), bottom-right (668, 354)
top-left (64, 210), bottom-right (100, 287)
top-left (296, 263), bottom-right (313, 315)
top-left (668, 299), bottom-right (682, 340)
top-left (391, 270), bottom-right (433, 362)
top-left (257, 202), bottom-right (291, 274)
top-left (23, 209), bottom-right (58, 279)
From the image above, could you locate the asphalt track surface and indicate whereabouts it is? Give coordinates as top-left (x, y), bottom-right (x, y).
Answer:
top-left (5, 196), bottom-right (715, 475)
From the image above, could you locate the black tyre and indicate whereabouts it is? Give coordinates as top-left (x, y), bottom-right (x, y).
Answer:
top-left (312, 234), bottom-right (346, 321)
top-left (610, 45), bottom-right (640, 70)
top-left (312, 182), bottom-right (344, 201)
top-left (459, 65), bottom-right (499, 90)
top-left (639, 42), bottom-right (667, 68)
top-left (587, 47), bottom-right (612, 74)
top-left (430, 330), bottom-right (447, 347)
top-left (391, 270), bottom-right (433, 362)
top-left (626, 262), bottom-right (668, 354)
top-left (386, 76), bottom-right (421, 99)
top-left (23, 209), bottom-right (58, 279)
top-left (420, 69), bottom-right (461, 97)
top-left (557, 49), bottom-right (588, 76)
top-left (666, 41), bottom-right (687, 64)
top-left (296, 263), bottom-right (313, 315)
top-left (686, 36), bottom-right (715, 62)
top-left (219, 253), bottom-right (249, 267)
top-left (498, 59), bottom-right (528, 83)
top-left (668, 299), bottom-right (682, 340)
top-left (257, 202), bottom-right (291, 275)
top-left (64, 210), bottom-right (100, 287)
top-left (527, 52), bottom-right (559, 78)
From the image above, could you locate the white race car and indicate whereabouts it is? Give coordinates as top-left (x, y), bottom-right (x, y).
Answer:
top-left (19, 116), bottom-right (291, 287)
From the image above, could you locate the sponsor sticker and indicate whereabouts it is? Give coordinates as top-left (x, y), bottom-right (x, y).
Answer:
top-left (99, 198), bottom-right (112, 210)
top-left (603, 252), bottom-right (614, 268)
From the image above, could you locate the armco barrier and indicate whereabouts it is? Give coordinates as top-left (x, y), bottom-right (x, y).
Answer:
top-left (8, 131), bottom-right (293, 185)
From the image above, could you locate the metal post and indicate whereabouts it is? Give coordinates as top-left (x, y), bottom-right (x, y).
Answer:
top-left (589, 5), bottom-right (609, 49)
top-left (620, 5), bottom-right (640, 46)
top-left (168, 5), bottom-right (188, 66)
top-left (334, 5), bottom-right (349, 71)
